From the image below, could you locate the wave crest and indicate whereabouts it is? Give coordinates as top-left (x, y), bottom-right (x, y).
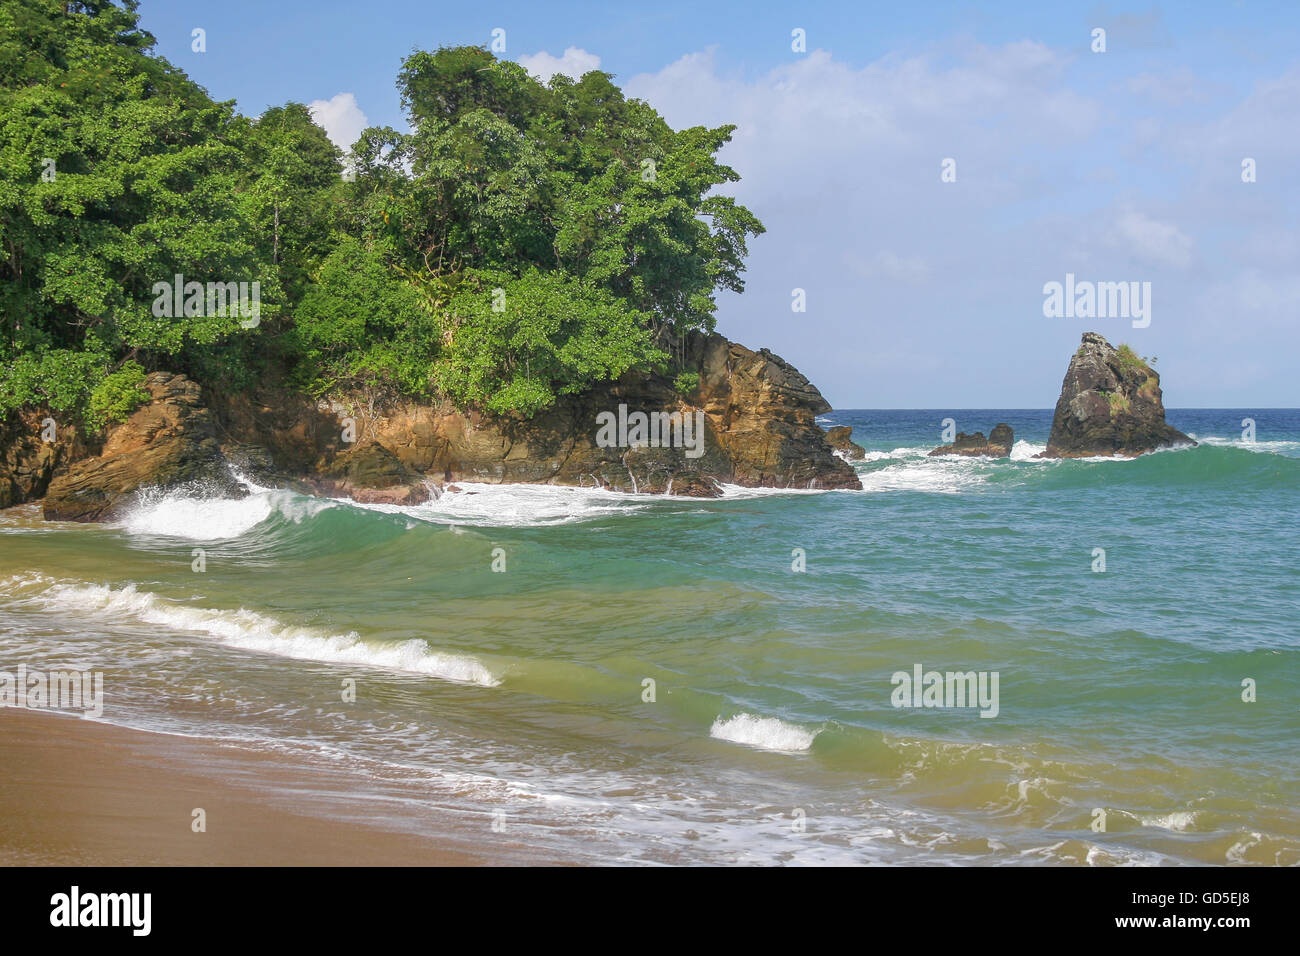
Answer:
top-left (0, 573), bottom-right (499, 687)
top-left (710, 713), bottom-right (818, 752)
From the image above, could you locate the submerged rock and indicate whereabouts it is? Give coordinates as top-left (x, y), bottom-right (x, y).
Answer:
top-left (1039, 332), bottom-right (1193, 458)
top-left (928, 423), bottom-right (1014, 458)
top-left (825, 425), bottom-right (866, 460)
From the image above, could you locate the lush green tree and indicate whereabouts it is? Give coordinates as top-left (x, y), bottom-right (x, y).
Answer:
top-left (374, 44), bottom-right (765, 400)
top-left (289, 236), bottom-right (439, 397)
top-left (435, 269), bottom-right (664, 416)
top-left (239, 103), bottom-right (342, 301)
top-left (0, 8), bottom-right (763, 426)
top-left (398, 47), bottom-right (544, 132)
top-left (0, 0), bottom-right (271, 425)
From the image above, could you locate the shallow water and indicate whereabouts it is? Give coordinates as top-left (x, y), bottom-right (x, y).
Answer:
top-left (1, 408), bottom-right (1296, 865)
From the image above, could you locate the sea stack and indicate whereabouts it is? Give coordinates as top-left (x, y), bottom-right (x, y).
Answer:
top-left (1039, 332), bottom-right (1194, 458)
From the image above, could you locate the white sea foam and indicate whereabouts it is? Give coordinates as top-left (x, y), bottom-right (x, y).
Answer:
top-left (1, 573), bottom-right (499, 686)
top-left (118, 478), bottom-right (335, 540)
top-left (1017, 839), bottom-right (1171, 866)
top-left (121, 490), bottom-right (268, 539)
top-left (709, 713), bottom-right (818, 752)
top-left (1225, 831), bottom-right (1263, 864)
top-left (856, 448), bottom-right (905, 462)
top-left (355, 481), bottom-right (655, 528)
top-left (1139, 811), bottom-right (1198, 832)
top-left (856, 460), bottom-right (989, 494)
top-left (851, 445), bottom-right (933, 464)
top-left (715, 483), bottom-right (831, 498)
top-left (1197, 436), bottom-right (1300, 455)
top-left (1010, 440), bottom-right (1047, 460)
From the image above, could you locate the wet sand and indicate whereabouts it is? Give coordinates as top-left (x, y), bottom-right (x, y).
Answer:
top-left (0, 709), bottom-right (556, 866)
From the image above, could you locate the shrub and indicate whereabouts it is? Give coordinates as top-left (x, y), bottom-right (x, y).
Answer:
top-left (673, 371), bottom-right (700, 395)
top-left (86, 362), bottom-right (150, 433)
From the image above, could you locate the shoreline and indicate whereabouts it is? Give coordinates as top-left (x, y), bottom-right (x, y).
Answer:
top-left (0, 708), bottom-right (564, 866)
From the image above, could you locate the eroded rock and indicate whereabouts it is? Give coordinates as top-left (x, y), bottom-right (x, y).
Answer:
top-left (1039, 333), bottom-right (1193, 458)
top-left (929, 424), bottom-right (1014, 458)
top-left (42, 373), bottom-right (239, 522)
top-left (826, 425), bottom-right (866, 460)
top-left (20, 332), bottom-right (861, 520)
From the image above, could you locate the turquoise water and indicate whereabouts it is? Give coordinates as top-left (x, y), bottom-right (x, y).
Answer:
top-left (1, 409), bottom-right (1297, 864)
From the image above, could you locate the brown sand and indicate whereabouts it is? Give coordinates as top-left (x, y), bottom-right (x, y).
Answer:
top-left (0, 709), bottom-right (560, 866)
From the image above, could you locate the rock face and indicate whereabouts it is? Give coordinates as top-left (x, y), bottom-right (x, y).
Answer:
top-left (989, 423), bottom-right (1014, 450)
top-left (220, 331), bottom-right (860, 498)
top-left (826, 426), bottom-right (866, 460)
top-left (303, 443), bottom-right (433, 506)
top-left (929, 423), bottom-right (1014, 458)
top-left (42, 373), bottom-right (240, 522)
top-left (1039, 332), bottom-right (1193, 458)
top-left (0, 409), bottom-right (94, 509)
top-left (9, 332), bottom-right (860, 520)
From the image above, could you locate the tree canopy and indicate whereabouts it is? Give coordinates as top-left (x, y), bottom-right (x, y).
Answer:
top-left (0, 0), bottom-right (763, 429)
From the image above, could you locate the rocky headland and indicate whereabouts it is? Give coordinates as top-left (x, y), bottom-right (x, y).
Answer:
top-left (6, 332), bottom-right (862, 522)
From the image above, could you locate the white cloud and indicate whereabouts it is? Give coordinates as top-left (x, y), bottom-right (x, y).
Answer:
top-left (518, 47), bottom-right (602, 84)
top-left (1113, 210), bottom-right (1194, 269)
top-left (619, 43), bottom-right (1107, 404)
top-left (610, 42), bottom-right (1296, 405)
top-left (308, 92), bottom-right (368, 152)
top-left (1195, 66), bottom-right (1300, 165)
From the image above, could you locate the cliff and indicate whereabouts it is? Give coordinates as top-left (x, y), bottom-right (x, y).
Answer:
top-left (14, 332), bottom-right (860, 522)
top-left (40, 374), bottom-right (241, 521)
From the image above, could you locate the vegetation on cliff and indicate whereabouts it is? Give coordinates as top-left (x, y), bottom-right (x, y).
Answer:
top-left (0, 0), bottom-right (764, 429)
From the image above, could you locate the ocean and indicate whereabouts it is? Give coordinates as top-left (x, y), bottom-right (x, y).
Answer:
top-left (1, 408), bottom-right (1297, 865)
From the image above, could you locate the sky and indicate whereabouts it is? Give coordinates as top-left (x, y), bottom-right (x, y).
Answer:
top-left (135, 1), bottom-right (1299, 408)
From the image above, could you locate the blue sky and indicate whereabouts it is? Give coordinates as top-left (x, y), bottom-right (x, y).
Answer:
top-left (137, 1), bottom-right (1299, 407)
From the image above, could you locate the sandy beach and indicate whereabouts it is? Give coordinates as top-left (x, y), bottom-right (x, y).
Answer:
top-left (0, 709), bottom-right (557, 866)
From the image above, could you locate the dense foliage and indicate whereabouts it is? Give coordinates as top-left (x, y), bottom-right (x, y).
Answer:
top-left (0, 0), bottom-right (762, 428)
